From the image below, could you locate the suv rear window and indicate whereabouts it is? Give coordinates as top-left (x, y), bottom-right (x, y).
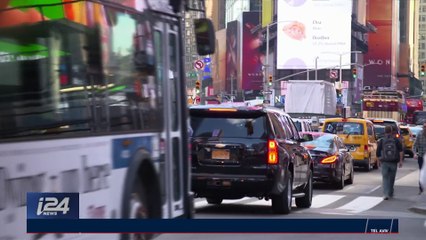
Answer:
top-left (190, 111), bottom-right (267, 138)
top-left (324, 122), bottom-right (364, 135)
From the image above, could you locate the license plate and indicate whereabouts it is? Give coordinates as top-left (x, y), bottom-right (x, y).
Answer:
top-left (212, 149), bottom-right (230, 160)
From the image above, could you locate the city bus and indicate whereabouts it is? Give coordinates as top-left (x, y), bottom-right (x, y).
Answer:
top-left (0, 0), bottom-right (215, 239)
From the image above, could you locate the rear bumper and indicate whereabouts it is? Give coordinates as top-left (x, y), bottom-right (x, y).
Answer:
top-left (191, 173), bottom-right (278, 199)
top-left (350, 151), bottom-right (367, 161)
top-left (313, 165), bottom-right (340, 183)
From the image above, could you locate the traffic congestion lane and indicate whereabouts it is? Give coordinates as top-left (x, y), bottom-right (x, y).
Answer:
top-left (155, 157), bottom-right (426, 239)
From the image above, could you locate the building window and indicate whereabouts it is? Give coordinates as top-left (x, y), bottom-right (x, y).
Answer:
top-left (421, 52), bottom-right (426, 59)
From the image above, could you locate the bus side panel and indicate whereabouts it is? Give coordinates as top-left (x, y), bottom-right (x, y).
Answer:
top-left (0, 136), bottom-right (144, 240)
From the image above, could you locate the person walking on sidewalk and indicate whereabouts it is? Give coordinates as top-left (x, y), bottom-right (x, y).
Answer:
top-left (413, 122), bottom-right (426, 195)
top-left (376, 125), bottom-right (403, 200)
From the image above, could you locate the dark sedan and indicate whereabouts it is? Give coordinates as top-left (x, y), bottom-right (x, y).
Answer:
top-left (300, 132), bottom-right (354, 189)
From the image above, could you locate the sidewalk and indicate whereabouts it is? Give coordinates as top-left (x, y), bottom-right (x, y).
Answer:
top-left (408, 193), bottom-right (426, 215)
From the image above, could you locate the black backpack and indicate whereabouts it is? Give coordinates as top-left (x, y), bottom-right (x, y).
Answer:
top-left (381, 136), bottom-right (398, 162)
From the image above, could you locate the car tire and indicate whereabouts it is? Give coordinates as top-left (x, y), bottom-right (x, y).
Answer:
top-left (295, 170), bottom-right (312, 208)
top-left (408, 152), bottom-right (414, 158)
top-left (364, 156), bottom-right (372, 172)
top-left (346, 164), bottom-right (354, 185)
top-left (272, 170), bottom-right (292, 214)
top-left (335, 167), bottom-right (345, 190)
top-left (206, 198), bottom-right (223, 205)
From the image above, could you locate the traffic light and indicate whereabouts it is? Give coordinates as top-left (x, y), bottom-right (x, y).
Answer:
top-left (268, 75), bottom-right (273, 86)
top-left (195, 80), bottom-right (201, 93)
top-left (352, 68), bottom-right (357, 78)
top-left (421, 64), bottom-right (426, 76)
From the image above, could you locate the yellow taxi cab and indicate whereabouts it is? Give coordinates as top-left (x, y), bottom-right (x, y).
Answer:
top-left (322, 118), bottom-right (378, 171)
top-left (399, 125), bottom-right (414, 157)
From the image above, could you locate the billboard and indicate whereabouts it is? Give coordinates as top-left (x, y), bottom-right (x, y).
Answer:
top-left (363, 0), bottom-right (392, 88)
top-left (225, 20), bottom-right (239, 93)
top-left (241, 12), bottom-right (263, 90)
top-left (277, 0), bottom-right (352, 69)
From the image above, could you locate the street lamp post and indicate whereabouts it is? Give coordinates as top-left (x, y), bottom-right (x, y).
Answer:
top-left (264, 20), bottom-right (295, 102)
top-left (315, 56), bottom-right (319, 80)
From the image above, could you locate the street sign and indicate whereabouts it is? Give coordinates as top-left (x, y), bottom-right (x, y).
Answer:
top-left (330, 69), bottom-right (338, 79)
top-left (203, 65), bottom-right (211, 73)
top-left (194, 60), bottom-right (204, 70)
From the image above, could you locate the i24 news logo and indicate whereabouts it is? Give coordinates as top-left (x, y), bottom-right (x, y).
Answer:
top-left (37, 197), bottom-right (70, 216)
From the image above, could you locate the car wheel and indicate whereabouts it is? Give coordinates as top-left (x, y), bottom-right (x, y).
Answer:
top-left (345, 164), bottom-right (354, 185)
top-left (364, 156), bottom-right (371, 172)
top-left (335, 168), bottom-right (345, 189)
top-left (295, 170), bottom-right (312, 208)
top-left (206, 198), bottom-right (223, 205)
top-left (272, 170), bottom-right (292, 214)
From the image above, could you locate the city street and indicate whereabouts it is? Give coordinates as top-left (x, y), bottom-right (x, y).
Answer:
top-left (157, 157), bottom-right (426, 240)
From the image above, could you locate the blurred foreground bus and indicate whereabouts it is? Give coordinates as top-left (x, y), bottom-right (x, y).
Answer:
top-left (0, 0), bottom-right (215, 239)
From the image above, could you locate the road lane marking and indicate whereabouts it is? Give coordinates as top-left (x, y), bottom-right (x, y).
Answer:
top-left (337, 196), bottom-right (383, 213)
top-left (395, 171), bottom-right (419, 186)
top-left (310, 194), bottom-right (345, 208)
top-left (366, 185), bottom-right (381, 194)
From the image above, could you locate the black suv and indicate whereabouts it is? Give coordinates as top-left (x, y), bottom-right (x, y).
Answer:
top-left (189, 105), bottom-right (314, 214)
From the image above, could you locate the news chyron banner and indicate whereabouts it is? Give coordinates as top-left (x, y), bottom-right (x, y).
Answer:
top-left (27, 192), bottom-right (79, 219)
top-left (27, 192), bottom-right (399, 234)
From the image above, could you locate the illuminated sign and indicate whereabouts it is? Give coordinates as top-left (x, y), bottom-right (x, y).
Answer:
top-left (277, 0), bottom-right (352, 69)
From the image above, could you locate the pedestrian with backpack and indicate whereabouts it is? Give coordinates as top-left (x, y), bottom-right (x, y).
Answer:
top-left (413, 122), bottom-right (426, 195)
top-left (376, 125), bottom-right (403, 200)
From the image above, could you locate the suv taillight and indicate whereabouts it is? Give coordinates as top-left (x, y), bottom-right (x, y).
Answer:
top-left (364, 145), bottom-right (368, 152)
top-left (268, 140), bottom-right (278, 164)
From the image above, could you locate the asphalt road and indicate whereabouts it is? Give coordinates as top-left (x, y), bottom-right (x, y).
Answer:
top-left (157, 157), bottom-right (426, 240)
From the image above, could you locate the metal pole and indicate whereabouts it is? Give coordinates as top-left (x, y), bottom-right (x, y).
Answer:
top-left (199, 69), bottom-right (205, 104)
top-left (264, 25), bottom-right (270, 100)
top-left (315, 57), bottom-right (319, 80)
top-left (231, 75), bottom-right (234, 102)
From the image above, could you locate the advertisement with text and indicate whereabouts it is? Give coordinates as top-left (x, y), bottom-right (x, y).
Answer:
top-left (277, 0), bottom-right (352, 69)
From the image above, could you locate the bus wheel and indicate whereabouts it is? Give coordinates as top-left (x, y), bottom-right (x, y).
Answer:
top-left (129, 182), bottom-right (152, 240)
